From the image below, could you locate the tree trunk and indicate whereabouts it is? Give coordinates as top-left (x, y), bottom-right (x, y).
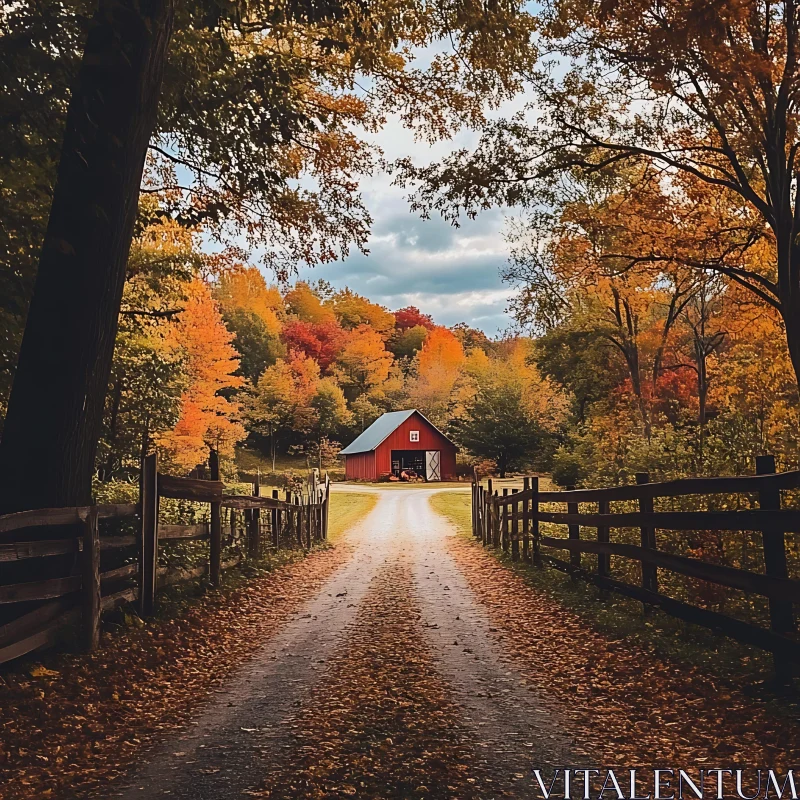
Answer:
top-left (783, 302), bottom-right (800, 401)
top-left (697, 352), bottom-right (708, 471)
top-left (618, 338), bottom-right (651, 439)
top-left (0, 0), bottom-right (176, 512)
top-left (770, 209), bottom-right (800, 400)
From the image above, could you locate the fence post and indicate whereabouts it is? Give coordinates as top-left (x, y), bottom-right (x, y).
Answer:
top-left (208, 449), bottom-right (222, 587)
top-left (485, 479), bottom-right (493, 546)
top-left (271, 489), bottom-right (280, 549)
top-left (284, 490), bottom-right (293, 545)
top-left (501, 488), bottom-right (510, 552)
top-left (597, 499), bottom-right (610, 588)
top-left (245, 507), bottom-right (254, 558)
top-left (472, 469), bottom-right (478, 537)
top-left (139, 452), bottom-right (158, 617)
top-left (298, 496), bottom-right (304, 548)
top-left (481, 489), bottom-right (491, 546)
top-left (494, 490), bottom-right (501, 547)
top-left (756, 454), bottom-right (795, 683)
top-left (478, 485), bottom-right (485, 543)
top-left (522, 477), bottom-right (531, 561)
top-left (252, 473), bottom-right (261, 560)
top-left (475, 484), bottom-right (486, 542)
top-left (636, 472), bottom-right (657, 598)
top-left (323, 475), bottom-right (330, 539)
top-left (565, 486), bottom-right (580, 576)
top-left (531, 476), bottom-right (541, 567)
top-left (82, 507), bottom-right (100, 652)
top-left (229, 507), bottom-right (236, 547)
top-left (295, 496), bottom-right (304, 548)
top-left (511, 488), bottom-right (520, 561)
top-left (471, 474), bottom-right (475, 536)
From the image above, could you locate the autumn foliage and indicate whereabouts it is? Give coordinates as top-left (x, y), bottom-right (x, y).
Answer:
top-left (158, 279), bottom-right (245, 471)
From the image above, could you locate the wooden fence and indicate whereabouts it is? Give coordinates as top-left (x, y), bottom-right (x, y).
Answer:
top-left (0, 450), bottom-right (330, 666)
top-left (471, 455), bottom-right (799, 681)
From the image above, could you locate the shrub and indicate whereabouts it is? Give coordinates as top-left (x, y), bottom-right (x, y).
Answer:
top-left (550, 447), bottom-right (588, 487)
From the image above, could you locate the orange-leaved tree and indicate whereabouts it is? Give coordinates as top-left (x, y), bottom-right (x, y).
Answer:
top-left (159, 279), bottom-right (245, 472)
top-left (400, 1), bottom-right (800, 396)
top-left (215, 267), bottom-right (284, 336)
top-left (506, 169), bottom-right (701, 438)
top-left (409, 326), bottom-right (466, 425)
top-left (285, 282), bottom-right (336, 325)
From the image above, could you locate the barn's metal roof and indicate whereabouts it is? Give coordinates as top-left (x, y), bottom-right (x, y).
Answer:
top-left (340, 409), bottom-right (454, 455)
top-left (340, 410), bottom-right (417, 455)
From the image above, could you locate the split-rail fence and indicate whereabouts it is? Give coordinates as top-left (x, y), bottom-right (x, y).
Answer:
top-left (0, 450), bottom-right (330, 666)
top-left (471, 455), bottom-right (799, 681)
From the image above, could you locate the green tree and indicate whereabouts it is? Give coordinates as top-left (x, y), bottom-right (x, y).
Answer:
top-left (450, 381), bottom-right (547, 478)
top-left (310, 378), bottom-right (352, 469)
top-left (349, 395), bottom-right (382, 433)
top-left (450, 343), bottom-right (566, 477)
top-left (246, 356), bottom-right (318, 471)
top-left (221, 309), bottom-right (284, 384)
top-left (535, 326), bottom-right (620, 424)
top-left (389, 324), bottom-right (429, 361)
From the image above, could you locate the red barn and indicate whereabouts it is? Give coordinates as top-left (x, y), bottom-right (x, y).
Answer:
top-left (341, 409), bottom-right (457, 482)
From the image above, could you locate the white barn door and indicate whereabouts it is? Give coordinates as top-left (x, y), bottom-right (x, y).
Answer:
top-left (425, 450), bottom-right (441, 481)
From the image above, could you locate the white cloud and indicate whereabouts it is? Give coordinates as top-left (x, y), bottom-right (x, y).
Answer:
top-left (295, 109), bottom-right (522, 334)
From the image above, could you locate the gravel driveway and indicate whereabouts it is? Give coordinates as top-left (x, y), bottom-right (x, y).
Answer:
top-left (108, 487), bottom-right (581, 799)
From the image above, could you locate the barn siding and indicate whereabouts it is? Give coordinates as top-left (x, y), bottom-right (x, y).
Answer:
top-left (373, 412), bottom-right (457, 479)
top-left (344, 451), bottom-right (377, 481)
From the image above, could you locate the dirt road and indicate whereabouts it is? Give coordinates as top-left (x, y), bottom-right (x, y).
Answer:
top-left (108, 488), bottom-right (581, 799)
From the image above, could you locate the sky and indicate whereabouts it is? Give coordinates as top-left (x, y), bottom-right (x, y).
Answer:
top-left (295, 112), bottom-right (521, 337)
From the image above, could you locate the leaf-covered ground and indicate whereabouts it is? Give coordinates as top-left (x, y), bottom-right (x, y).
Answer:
top-left (92, 487), bottom-right (569, 800)
top-left (3, 487), bottom-right (798, 800)
top-left (446, 533), bottom-right (800, 768)
top-left (0, 545), bottom-right (351, 799)
top-left (255, 558), bottom-right (492, 799)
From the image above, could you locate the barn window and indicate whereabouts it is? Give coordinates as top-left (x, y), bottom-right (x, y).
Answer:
top-left (409, 430), bottom-right (419, 442)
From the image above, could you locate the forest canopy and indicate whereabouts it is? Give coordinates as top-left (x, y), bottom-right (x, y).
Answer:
top-left (3, 0), bottom-right (800, 503)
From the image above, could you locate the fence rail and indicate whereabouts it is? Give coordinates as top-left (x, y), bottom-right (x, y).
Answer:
top-left (0, 450), bottom-right (330, 666)
top-left (471, 455), bottom-right (799, 682)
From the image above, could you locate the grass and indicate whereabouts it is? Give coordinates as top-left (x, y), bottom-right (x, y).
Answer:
top-left (429, 490), bottom-right (473, 531)
top-left (235, 447), bottom-right (345, 481)
top-left (327, 491), bottom-right (378, 540)
top-left (429, 490), bottom-right (790, 694)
